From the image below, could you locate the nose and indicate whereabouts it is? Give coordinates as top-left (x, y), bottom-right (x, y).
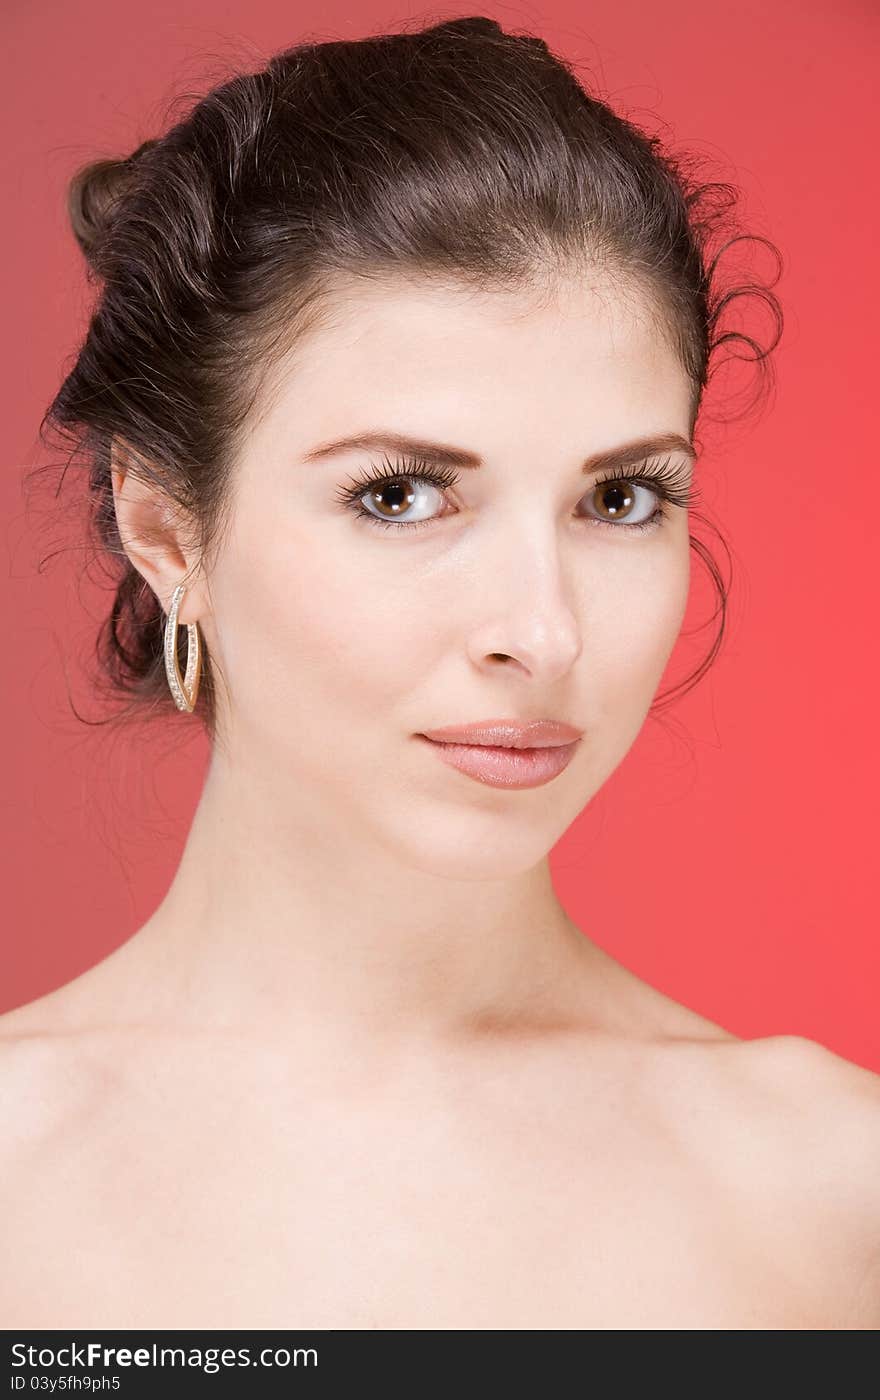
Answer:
top-left (466, 522), bottom-right (583, 682)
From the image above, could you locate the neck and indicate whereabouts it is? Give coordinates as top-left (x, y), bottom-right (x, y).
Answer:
top-left (112, 740), bottom-right (603, 1056)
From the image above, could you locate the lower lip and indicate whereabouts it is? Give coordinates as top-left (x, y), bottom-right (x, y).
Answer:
top-left (416, 736), bottom-right (580, 789)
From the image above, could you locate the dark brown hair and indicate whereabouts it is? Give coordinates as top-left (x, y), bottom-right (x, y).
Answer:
top-left (33, 14), bottom-right (783, 745)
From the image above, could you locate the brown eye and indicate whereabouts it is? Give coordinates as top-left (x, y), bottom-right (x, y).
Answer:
top-left (594, 479), bottom-right (635, 520)
top-left (581, 477), bottom-right (660, 530)
top-left (335, 456), bottom-right (462, 533)
top-left (363, 475), bottom-right (444, 523)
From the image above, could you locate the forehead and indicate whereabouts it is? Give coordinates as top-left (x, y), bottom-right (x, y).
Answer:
top-left (255, 270), bottom-right (694, 447)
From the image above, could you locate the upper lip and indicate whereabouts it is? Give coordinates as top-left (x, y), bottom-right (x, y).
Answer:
top-left (418, 718), bottom-right (583, 749)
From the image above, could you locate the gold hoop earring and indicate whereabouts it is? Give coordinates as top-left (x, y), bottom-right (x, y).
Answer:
top-left (164, 581), bottom-right (202, 713)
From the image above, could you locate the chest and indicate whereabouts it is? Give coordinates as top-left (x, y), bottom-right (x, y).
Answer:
top-left (3, 1090), bottom-right (831, 1328)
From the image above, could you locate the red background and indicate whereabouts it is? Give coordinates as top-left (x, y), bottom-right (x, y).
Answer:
top-left (2, 1), bottom-right (877, 1071)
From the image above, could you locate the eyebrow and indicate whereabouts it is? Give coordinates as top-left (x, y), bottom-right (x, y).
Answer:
top-left (301, 429), bottom-right (696, 475)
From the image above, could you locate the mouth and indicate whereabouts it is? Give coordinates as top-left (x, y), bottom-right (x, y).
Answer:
top-left (416, 733), bottom-right (580, 789)
top-left (418, 718), bottom-right (583, 749)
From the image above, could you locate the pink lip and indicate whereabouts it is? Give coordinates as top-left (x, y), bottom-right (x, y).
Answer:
top-left (415, 718), bottom-right (582, 790)
top-left (418, 718), bottom-right (583, 748)
top-left (416, 735), bottom-right (579, 789)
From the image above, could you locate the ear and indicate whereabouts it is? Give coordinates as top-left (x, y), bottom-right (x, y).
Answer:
top-left (110, 438), bottom-right (206, 625)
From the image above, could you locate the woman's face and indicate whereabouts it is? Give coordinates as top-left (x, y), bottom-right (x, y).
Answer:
top-left (202, 271), bottom-right (696, 878)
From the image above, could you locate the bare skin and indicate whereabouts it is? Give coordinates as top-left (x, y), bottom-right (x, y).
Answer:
top-left (1, 925), bottom-right (878, 1330)
top-left (5, 272), bottom-right (879, 1328)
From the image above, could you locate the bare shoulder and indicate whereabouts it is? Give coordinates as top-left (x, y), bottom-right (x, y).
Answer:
top-left (0, 945), bottom-right (139, 1091)
top-left (729, 1032), bottom-right (880, 1159)
top-left (714, 1033), bottom-right (880, 1327)
top-left (0, 989), bottom-right (119, 1172)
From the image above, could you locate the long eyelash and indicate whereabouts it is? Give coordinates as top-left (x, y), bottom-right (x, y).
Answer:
top-left (333, 452), bottom-right (459, 532)
top-left (592, 455), bottom-right (699, 530)
top-left (333, 451), bottom-right (699, 534)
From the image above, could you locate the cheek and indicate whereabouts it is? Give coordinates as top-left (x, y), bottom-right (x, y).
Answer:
top-left (592, 544), bottom-right (690, 727)
top-left (213, 521), bottom-right (431, 738)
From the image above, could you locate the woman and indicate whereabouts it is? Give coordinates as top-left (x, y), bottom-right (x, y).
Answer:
top-left (2, 15), bottom-right (878, 1329)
